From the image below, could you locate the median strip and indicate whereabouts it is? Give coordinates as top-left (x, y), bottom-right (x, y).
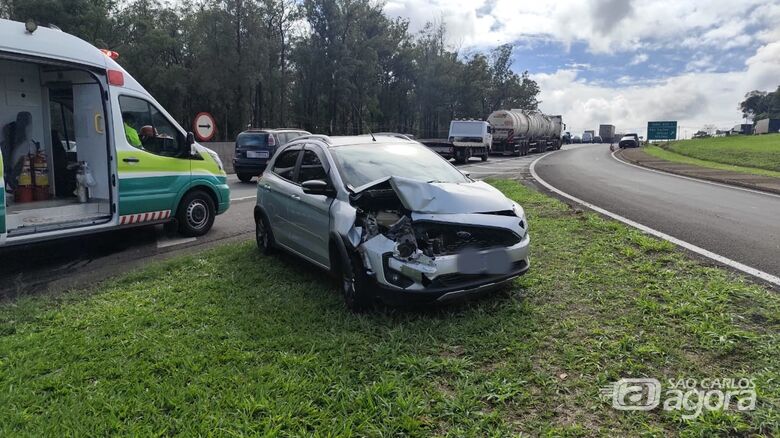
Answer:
top-left (0, 180), bottom-right (778, 436)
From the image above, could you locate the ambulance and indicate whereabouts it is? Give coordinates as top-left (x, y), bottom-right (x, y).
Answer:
top-left (0, 19), bottom-right (230, 247)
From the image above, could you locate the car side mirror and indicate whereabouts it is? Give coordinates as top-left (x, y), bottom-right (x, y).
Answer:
top-left (302, 179), bottom-right (335, 197)
top-left (187, 132), bottom-right (197, 156)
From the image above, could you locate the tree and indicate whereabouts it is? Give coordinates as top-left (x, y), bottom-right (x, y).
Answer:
top-left (3, 0), bottom-right (542, 139)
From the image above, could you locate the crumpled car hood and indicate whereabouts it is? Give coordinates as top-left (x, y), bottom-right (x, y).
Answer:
top-left (352, 176), bottom-right (515, 214)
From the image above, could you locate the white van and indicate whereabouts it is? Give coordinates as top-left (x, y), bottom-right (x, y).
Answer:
top-left (0, 19), bottom-right (230, 247)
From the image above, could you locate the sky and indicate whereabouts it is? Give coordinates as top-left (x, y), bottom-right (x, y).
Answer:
top-left (383, 0), bottom-right (780, 138)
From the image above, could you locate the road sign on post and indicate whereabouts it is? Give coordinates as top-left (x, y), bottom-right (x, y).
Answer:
top-left (193, 112), bottom-right (217, 142)
top-left (647, 121), bottom-right (677, 141)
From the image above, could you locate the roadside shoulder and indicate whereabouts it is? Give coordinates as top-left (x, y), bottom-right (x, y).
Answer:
top-left (615, 147), bottom-right (780, 196)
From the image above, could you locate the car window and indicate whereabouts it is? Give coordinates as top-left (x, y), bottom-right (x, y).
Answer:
top-left (119, 95), bottom-right (186, 157)
top-left (330, 142), bottom-right (470, 188)
top-left (297, 149), bottom-right (327, 183)
top-left (277, 133), bottom-right (291, 145)
top-left (272, 148), bottom-right (300, 181)
top-left (236, 132), bottom-right (268, 148)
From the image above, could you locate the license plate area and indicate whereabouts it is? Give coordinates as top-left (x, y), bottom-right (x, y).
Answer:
top-left (456, 248), bottom-right (511, 275)
top-left (247, 150), bottom-right (269, 159)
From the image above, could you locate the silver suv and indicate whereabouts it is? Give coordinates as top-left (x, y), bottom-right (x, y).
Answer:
top-left (254, 135), bottom-right (530, 310)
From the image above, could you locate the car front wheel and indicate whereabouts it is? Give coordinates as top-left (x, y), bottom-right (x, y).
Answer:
top-left (340, 252), bottom-right (373, 312)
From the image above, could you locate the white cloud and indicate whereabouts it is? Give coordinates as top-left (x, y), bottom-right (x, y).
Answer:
top-left (532, 41), bottom-right (780, 138)
top-left (384, 0), bottom-right (769, 53)
top-left (630, 53), bottom-right (648, 65)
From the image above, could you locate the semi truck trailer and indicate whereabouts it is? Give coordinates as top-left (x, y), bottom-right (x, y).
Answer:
top-left (487, 110), bottom-right (564, 156)
top-left (599, 124), bottom-right (616, 143)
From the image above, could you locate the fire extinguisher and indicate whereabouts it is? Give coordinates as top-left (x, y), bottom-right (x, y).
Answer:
top-left (32, 151), bottom-right (50, 201)
top-left (14, 154), bottom-right (34, 203)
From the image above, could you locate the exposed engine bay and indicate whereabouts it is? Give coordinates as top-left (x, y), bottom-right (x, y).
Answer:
top-left (346, 176), bottom-right (529, 291)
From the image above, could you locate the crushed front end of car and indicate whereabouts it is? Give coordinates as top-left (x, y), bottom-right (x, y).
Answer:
top-left (343, 176), bottom-right (530, 304)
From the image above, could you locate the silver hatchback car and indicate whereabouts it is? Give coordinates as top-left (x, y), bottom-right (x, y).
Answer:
top-left (254, 135), bottom-right (530, 310)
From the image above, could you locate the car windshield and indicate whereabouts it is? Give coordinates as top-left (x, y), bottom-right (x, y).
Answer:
top-left (330, 142), bottom-right (470, 188)
top-left (236, 133), bottom-right (268, 148)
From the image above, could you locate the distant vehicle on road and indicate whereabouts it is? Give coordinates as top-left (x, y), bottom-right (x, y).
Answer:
top-left (729, 124), bottom-right (753, 135)
top-left (254, 135), bottom-right (530, 310)
top-left (562, 131), bottom-right (572, 144)
top-left (754, 118), bottom-right (780, 134)
top-left (593, 135), bottom-right (603, 143)
top-left (599, 124), bottom-right (616, 143)
top-left (234, 128), bottom-right (310, 182)
top-left (572, 135), bottom-right (582, 144)
top-left (582, 131), bottom-right (594, 143)
top-left (419, 120), bottom-right (492, 164)
top-left (618, 133), bottom-right (640, 148)
top-left (487, 110), bottom-right (565, 156)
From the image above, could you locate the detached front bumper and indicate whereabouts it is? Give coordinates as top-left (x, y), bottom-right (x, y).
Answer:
top-left (361, 231), bottom-right (531, 305)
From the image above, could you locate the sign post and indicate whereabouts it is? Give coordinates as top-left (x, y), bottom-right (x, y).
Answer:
top-left (647, 121), bottom-right (677, 142)
top-left (193, 112), bottom-right (217, 142)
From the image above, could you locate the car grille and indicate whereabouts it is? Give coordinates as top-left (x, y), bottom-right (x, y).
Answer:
top-left (413, 221), bottom-right (522, 255)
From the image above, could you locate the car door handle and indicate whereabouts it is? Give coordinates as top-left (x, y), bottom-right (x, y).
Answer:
top-left (290, 194), bottom-right (301, 201)
top-left (261, 184), bottom-right (271, 191)
top-left (122, 157), bottom-right (140, 163)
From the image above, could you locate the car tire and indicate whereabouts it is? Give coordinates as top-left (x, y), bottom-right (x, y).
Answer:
top-left (237, 173), bottom-right (253, 183)
top-left (255, 213), bottom-right (275, 255)
top-left (481, 153), bottom-right (488, 161)
top-left (339, 251), bottom-right (373, 312)
top-left (177, 190), bottom-right (216, 237)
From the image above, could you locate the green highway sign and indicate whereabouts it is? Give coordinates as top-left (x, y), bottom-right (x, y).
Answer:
top-left (647, 121), bottom-right (677, 140)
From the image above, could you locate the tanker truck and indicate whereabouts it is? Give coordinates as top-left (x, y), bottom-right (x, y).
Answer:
top-left (487, 110), bottom-right (565, 156)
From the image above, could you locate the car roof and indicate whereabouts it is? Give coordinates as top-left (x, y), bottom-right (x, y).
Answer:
top-left (295, 134), bottom-right (417, 148)
top-left (240, 128), bottom-right (310, 134)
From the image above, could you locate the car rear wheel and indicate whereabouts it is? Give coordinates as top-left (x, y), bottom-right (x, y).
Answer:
top-left (237, 173), bottom-right (253, 183)
top-left (255, 213), bottom-right (275, 255)
top-left (177, 190), bottom-right (215, 237)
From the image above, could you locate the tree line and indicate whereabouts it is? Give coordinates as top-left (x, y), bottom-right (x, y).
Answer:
top-left (740, 86), bottom-right (780, 123)
top-left (1, 0), bottom-right (542, 140)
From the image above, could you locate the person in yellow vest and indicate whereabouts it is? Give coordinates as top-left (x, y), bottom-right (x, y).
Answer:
top-left (122, 112), bottom-right (143, 148)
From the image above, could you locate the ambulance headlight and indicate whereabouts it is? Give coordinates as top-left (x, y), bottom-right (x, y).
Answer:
top-left (207, 150), bottom-right (224, 172)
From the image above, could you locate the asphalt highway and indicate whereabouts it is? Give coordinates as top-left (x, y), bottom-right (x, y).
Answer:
top-left (533, 144), bottom-right (780, 281)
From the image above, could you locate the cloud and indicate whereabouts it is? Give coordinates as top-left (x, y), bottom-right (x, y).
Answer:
top-left (630, 53), bottom-right (648, 65)
top-left (532, 40), bottom-right (780, 138)
top-left (384, 0), bottom-right (769, 53)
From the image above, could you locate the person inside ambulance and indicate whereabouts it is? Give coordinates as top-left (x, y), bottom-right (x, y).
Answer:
top-left (122, 112), bottom-right (143, 149)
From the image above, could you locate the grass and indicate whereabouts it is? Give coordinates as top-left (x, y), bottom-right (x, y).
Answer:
top-left (644, 135), bottom-right (780, 178)
top-left (1, 179), bottom-right (779, 436)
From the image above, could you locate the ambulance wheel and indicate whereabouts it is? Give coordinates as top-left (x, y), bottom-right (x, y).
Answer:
top-left (237, 173), bottom-right (253, 183)
top-left (177, 190), bottom-right (215, 237)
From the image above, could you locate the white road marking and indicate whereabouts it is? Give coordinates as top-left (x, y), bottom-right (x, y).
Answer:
top-left (230, 195), bottom-right (257, 201)
top-left (611, 150), bottom-right (780, 200)
top-left (530, 154), bottom-right (780, 287)
top-left (157, 236), bottom-right (197, 249)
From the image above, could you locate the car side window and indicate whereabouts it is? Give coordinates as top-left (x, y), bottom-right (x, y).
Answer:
top-left (119, 95), bottom-right (186, 157)
top-left (272, 148), bottom-right (300, 181)
top-left (297, 149), bottom-right (327, 183)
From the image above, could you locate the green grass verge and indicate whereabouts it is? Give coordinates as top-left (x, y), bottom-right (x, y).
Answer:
top-left (1, 180), bottom-right (778, 436)
top-left (648, 135), bottom-right (780, 177)
top-left (643, 145), bottom-right (780, 178)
